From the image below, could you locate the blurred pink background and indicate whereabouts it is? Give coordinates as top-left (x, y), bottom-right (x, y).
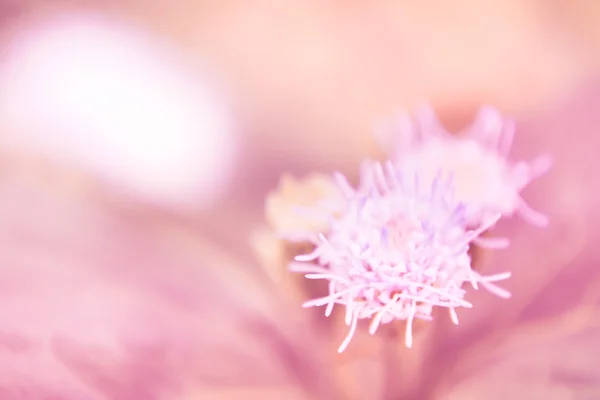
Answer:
top-left (0, 1), bottom-right (599, 399)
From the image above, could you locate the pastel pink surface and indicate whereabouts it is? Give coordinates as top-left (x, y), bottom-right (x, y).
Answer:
top-left (0, 78), bottom-right (598, 400)
top-left (0, 177), bottom-right (330, 399)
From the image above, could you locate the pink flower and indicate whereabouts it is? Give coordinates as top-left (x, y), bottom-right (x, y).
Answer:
top-left (380, 105), bottom-right (552, 228)
top-left (291, 160), bottom-right (511, 352)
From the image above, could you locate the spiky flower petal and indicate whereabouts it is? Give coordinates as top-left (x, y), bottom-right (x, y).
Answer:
top-left (292, 161), bottom-right (510, 352)
top-left (380, 105), bottom-right (552, 227)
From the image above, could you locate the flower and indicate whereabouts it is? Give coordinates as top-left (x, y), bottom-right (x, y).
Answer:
top-left (291, 160), bottom-right (511, 352)
top-left (265, 173), bottom-right (344, 242)
top-left (380, 105), bottom-right (552, 227)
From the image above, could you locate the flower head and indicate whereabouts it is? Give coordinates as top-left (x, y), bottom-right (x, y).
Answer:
top-left (291, 161), bottom-right (511, 352)
top-left (380, 105), bottom-right (552, 227)
top-left (265, 173), bottom-right (344, 242)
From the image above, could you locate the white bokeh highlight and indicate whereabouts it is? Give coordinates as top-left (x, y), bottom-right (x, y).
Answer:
top-left (0, 14), bottom-right (236, 209)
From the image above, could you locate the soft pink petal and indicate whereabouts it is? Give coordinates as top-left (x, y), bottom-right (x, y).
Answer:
top-left (439, 314), bottom-right (600, 400)
top-left (0, 175), bottom-right (331, 399)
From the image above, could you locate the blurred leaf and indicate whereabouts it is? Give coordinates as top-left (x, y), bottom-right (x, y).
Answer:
top-left (439, 309), bottom-right (600, 400)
